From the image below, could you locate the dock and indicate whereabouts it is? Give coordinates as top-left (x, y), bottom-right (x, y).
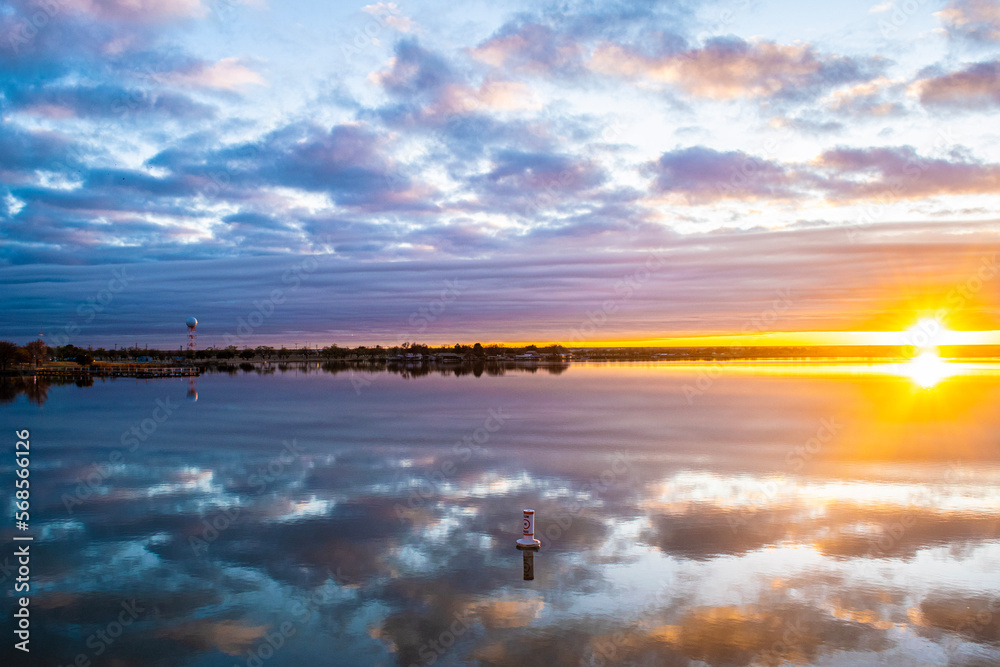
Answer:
top-left (32, 365), bottom-right (200, 378)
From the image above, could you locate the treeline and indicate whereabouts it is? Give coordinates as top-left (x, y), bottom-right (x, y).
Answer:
top-left (0, 339), bottom-right (50, 370)
top-left (0, 339), bottom-right (571, 369)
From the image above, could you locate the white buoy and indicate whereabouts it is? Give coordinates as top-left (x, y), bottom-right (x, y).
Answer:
top-left (515, 508), bottom-right (541, 550)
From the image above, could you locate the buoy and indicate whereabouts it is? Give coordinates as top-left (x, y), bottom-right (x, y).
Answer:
top-left (515, 508), bottom-right (541, 550)
top-left (522, 550), bottom-right (534, 580)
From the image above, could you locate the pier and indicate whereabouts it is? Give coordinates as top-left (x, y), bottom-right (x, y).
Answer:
top-left (31, 365), bottom-right (200, 379)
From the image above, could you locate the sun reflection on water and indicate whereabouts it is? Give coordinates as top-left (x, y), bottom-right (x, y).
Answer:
top-left (899, 351), bottom-right (955, 389)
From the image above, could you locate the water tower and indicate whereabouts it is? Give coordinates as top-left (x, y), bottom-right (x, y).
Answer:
top-left (186, 316), bottom-right (198, 352)
top-left (185, 316), bottom-right (199, 400)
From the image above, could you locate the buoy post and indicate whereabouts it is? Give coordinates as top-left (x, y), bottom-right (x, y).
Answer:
top-left (515, 508), bottom-right (541, 550)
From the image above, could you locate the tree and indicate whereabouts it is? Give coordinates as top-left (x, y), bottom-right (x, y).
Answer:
top-left (0, 341), bottom-right (18, 371)
top-left (239, 348), bottom-right (255, 360)
top-left (255, 346), bottom-right (274, 361)
top-left (23, 339), bottom-right (49, 367)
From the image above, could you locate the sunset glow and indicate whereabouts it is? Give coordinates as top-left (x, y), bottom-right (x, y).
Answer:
top-left (3, 2), bottom-right (1000, 664)
top-left (0, 0), bottom-right (997, 346)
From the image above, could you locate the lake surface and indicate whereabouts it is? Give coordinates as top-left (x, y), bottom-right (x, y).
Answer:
top-left (3, 361), bottom-right (1000, 666)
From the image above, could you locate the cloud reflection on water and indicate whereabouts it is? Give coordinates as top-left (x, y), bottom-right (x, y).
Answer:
top-left (2, 363), bottom-right (999, 665)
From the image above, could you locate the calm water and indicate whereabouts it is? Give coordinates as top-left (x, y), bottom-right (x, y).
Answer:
top-left (3, 361), bottom-right (1000, 666)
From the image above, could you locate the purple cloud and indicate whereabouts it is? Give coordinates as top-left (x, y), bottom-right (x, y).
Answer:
top-left (913, 60), bottom-right (1000, 109)
top-left (643, 147), bottom-right (797, 203)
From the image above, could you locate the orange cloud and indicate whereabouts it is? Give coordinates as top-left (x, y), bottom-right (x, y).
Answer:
top-left (470, 23), bottom-right (583, 75)
top-left (156, 620), bottom-right (269, 655)
top-left (435, 80), bottom-right (540, 114)
top-left (936, 0), bottom-right (1000, 42)
top-left (589, 38), bottom-right (873, 100)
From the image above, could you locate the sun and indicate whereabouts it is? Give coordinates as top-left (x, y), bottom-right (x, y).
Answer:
top-left (903, 317), bottom-right (949, 351)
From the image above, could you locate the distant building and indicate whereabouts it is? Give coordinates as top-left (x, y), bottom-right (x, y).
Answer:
top-left (137, 356), bottom-right (153, 363)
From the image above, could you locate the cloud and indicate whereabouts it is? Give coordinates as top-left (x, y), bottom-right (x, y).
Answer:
top-left (470, 22), bottom-right (588, 77)
top-left (641, 144), bottom-right (1000, 206)
top-left (768, 115), bottom-right (844, 134)
top-left (249, 122), bottom-right (434, 211)
top-left (222, 212), bottom-right (290, 230)
top-left (0, 125), bottom-right (86, 183)
top-left (468, 2), bottom-right (691, 79)
top-left (589, 36), bottom-right (883, 101)
top-left (814, 145), bottom-right (1000, 201)
top-left (361, 2), bottom-right (416, 33)
top-left (162, 57), bottom-right (265, 90)
top-left (4, 220), bottom-right (999, 343)
top-left (367, 39), bottom-right (557, 162)
top-left (370, 38), bottom-right (454, 99)
top-left (481, 150), bottom-right (606, 195)
top-left (5, 84), bottom-right (215, 120)
top-left (10, 0), bottom-right (208, 24)
top-left (156, 620), bottom-right (268, 655)
top-left (936, 0), bottom-right (1000, 43)
top-left (433, 79), bottom-right (541, 114)
top-left (911, 59), bottom-right (1000, 109)
top-left (824, 77), bottom-right (906, 116)
top-left (643, 147), bottom-right (797, 203)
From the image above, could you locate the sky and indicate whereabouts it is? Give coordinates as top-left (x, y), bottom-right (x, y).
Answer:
top-left (1, 0), bottom-right (999, 347)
